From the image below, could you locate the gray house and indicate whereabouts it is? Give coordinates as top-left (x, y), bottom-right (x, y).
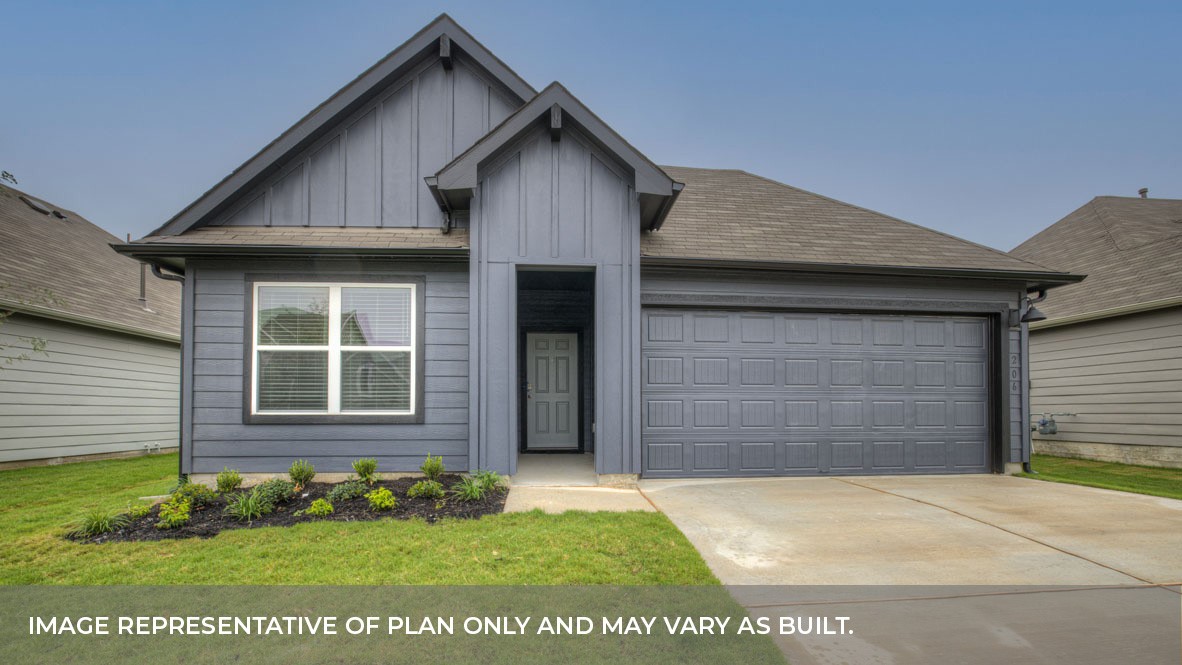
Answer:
top-left (1011, 193), bottom-right (1182, 468)
top-left (0, 184), bottom-right (181, 468)
top-left (116, 15), bottom-right (1079, 483)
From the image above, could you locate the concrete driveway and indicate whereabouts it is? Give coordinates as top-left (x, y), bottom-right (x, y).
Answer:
top-left (641, 475), bottom-right (1182, 664)
top-left (640, 474), bottom-right (1182, 585)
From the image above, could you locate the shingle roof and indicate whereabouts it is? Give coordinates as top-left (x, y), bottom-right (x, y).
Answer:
top-left (643, 166), bottom-right (1058, 273)
top-left (1010, 196), bottom-right (1182, 321)
top-left (139, 226), bottom-right (468, 249)
top-left (0, 184), bottom-right (180, 340)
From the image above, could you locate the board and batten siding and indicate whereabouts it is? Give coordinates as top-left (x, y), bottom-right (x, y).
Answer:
top-left (1029, 306), bottom-right (1182, 464)
top-left (209, 55), bottom-right (520, 230)
top-left (0, 313), bottom-right (179, 464)
top-left (185, 258), bottom-right (468, 474)
top-left (640, 269), bottom-right (1029, 465)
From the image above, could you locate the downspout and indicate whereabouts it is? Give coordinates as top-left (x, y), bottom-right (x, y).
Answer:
top-left (1021, 289), bottom-right (1047, 474)
top-left (147, 262), bottom-right (186, 483)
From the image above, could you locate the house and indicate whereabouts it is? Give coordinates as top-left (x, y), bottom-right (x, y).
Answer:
top-left (1011, 192), bottom-right (1182, 468)
top-left (0, 184), bottom-right (181, 469)
top-left (114, 15), bottom-right (1080, 483)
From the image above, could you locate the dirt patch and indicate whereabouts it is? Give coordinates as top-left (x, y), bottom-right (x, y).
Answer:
top-left (72, 475), bottom-right (507, 543)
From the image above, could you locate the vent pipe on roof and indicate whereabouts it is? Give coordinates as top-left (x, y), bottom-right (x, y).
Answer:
top-left (1139, 188), bottom-right (1149, 198)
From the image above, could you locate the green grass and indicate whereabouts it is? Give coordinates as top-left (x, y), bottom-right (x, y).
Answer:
top-left (0, 454), bottom-right (717, 585)
top-left (1018, 454), bottom-right (1182, 500)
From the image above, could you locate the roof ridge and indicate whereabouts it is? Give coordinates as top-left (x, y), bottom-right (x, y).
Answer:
top-left (731, 169), bottom-right (1063, 273)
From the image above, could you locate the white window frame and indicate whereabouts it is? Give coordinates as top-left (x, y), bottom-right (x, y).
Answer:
top-left (251, 282), bottom-right (417, 416)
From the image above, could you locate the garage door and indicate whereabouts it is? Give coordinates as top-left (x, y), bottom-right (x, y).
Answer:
top-left (641, 310), bottom-right (991, 477)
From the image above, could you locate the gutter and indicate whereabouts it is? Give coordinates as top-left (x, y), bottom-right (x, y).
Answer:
top-left (1029, 295), bottom-right (1182, 330)
top-left (111, 243), bottom-right (470, 261)
top-left (0, 299), bottom-right (180, 344)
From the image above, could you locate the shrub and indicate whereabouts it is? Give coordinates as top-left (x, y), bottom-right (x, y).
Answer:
top-left (224, 491), bottom-right (267, 522)
top-left (288, 459), bottom-right (315, 491)
top-left (156, 497), bottom-right (191, 529)
top-left (126, 502), bottom-right (154, 520)
top-left (473, 469), bottom-right (505, 493)
top-left (172, 481), bottom-right (217, 508)
top-left (69, 508), bottom-right (128, 537)
top-left (450, 476), bottom-right (486, 502)
top-left (352, 458), bottom-right (379, 485)
top-left (253, 478), bottom-right (295, 512)
top-left (420, 454), bottom-right (445, 481)
top-left (407, 479), bottom-right (445, 500)
top-left (216, 467), bottom-right (243, 494)
top-left (366, 487), bottom-right (396, 511)
top-left (327, 480), bottom-right (367, 504)
top-left (306, 498), bottom-right (334, 517)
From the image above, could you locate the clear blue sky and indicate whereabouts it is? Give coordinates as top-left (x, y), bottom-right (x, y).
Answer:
top-left (4, 0), bottom-right (1180, 250)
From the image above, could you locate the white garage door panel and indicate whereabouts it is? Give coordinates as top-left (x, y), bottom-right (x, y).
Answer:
top-left (641, 310), bottom-right (991, 476)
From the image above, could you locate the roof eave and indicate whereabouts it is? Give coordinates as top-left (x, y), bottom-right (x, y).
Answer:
top-left (111, 242), bottom-right (470, 262)
top-left (1030, 295), bottom-right (1182, 330)
top-left (0, 300), bottom-right (180, 344)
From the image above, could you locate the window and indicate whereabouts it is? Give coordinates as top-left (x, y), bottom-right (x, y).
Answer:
top-left (251, 282), bottom-right (417, 416)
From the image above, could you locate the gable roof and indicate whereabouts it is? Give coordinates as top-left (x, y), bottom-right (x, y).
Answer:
top-left (151, 14), bottom-right (534, 238)
top-left (428, 82), bottom-right (682, 229)
top-left (0, 184), bottom-right (180, 341)
top-left (643, 167), bottom-right (1075, 284)
top-left (1011, 196), bottom-right (1182, 323)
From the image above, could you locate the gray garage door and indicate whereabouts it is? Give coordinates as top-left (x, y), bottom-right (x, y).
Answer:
top-left (641, 310), bottom-right (991, 477)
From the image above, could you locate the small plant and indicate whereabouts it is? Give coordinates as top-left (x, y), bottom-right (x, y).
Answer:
top-left (327, 480), bottom-right (367, 503)
top-left (126, 502), bottom-right (154, 520)
top-left (420, 454), bottom-right (445, 481)
top-left (288, 459), bottom-right (315, 491)
top-left (172, 481), bottom-right (217, 508)
top-left (473, 469), bottom-right (505, 493)
top-left (450, 476), bottom-right (486, 502)
top-left (253, 478), bottom-right (295, 512)
top-left (216, 467), bottom-right (243, 494)
top-left (224, 491), bottom-right (267, 522)
top-left (352, 458), bottom-right (379, 485)
top-left (366, 487), bottom-right (396, 511)
top-left (407, 479), bottom-right (445, 500)
top-left (156, 497), bottom-right (191, 529)
top-left (305, 498), bottom-right (334, 517)
top-left (69, 508), bottom-right (128, 537)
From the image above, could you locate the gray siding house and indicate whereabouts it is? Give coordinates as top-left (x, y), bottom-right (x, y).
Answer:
top-left (0, 184), bottom-right (181, 468)
top-left (1012, 194), bottom-right (1182, 468)
top-left (116, 15), bottom-right (1079, 482)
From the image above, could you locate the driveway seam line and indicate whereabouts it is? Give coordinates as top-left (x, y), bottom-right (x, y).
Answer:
top-left (742, 583), bottom-right (1182, 608)
top-left (833, 478), bottom-right (1156, 585)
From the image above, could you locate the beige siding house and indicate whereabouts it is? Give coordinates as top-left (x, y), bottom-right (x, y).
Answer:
top-left (0, 184), bottom-right (181, 468)
top-left (1011, 193), bottom-right (1182, 468)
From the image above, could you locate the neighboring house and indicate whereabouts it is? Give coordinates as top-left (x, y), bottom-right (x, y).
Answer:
top-left (116, 15), bottom-right (1079, 483)
top-left (0, 184), bottom-right (181, 469)
top-left (1011, 193), bottom-right (1182, 468)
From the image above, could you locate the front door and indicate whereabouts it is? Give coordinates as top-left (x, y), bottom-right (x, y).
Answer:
top-left (525, 332), bottom-right (579, 450)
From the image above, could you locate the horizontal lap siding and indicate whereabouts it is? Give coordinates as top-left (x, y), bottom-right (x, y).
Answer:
top-left (0, 314), bottom-right (179, 462)
top-left (188, 259), bottom-right (469, 473)
top-left (1030, 307), bottom-right (1182, 448)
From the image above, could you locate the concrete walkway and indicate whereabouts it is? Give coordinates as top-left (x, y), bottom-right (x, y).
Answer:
top-left (504, 454), bottom-right (654, 513)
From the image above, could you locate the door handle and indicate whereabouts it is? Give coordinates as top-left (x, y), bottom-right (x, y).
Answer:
top-left (526, 382), bottom-right (533, 399)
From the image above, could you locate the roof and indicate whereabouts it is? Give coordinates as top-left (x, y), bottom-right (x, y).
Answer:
top-left (0, 184), bottom-right (180, 341)
top-left (1011, 196), bottom-right (1182, 322)
top-left (643, 167), bottom-right (1066, 275)
top-left (139, 226), bottom-right (468, 249)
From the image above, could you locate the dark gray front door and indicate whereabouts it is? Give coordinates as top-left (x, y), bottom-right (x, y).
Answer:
top-left (641, 310), bottom-right (991, 477)
top-left (526, 332), bottom-right (579, 450)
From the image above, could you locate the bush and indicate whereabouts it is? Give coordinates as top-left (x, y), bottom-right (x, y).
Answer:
top-left (407, 479), bottom-right (445, 500)
top-left (473, 469), bottom-right (505, 493)
top-left (366, 487), bottom-right (396, 511)
top-left (216, 467), bottom-right (243, 494)
top-left (126, 502), bottom-right (153, 520)
top-left (253, 478), bottom-right (295, 512)
top-left (156, 497), bottom-right (191, 529)
top-left (352, 458), bottom-right (379, 485)
top-left (288, 459), bottom-right (315, 491)
top-left (420, 454), bottom-right (445, 481)
top-left (172, 481), bottom-right (217, 508)
top-left (69, 508), bottom-right (128, 537)
top-left (326, 480), bottom-right (367, 504)
top-left (450, 476), bottom-right (486, 502)
top-left (306, 498), bottom-right (334, 517)
top-left (224, 491), bottom-right (267, 522)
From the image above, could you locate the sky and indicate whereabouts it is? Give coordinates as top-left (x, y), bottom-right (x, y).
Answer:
top-left (4, 0), bottom-right (1180, 251)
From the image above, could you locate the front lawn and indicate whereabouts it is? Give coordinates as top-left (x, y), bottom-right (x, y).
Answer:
top-left (1018, 454), bottom-right (1182, 500)
top-left (0, 454), bottom-right (717, 585)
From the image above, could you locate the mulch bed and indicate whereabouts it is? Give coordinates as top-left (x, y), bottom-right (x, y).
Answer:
top-left (72, 474), bottom-right (507, 543)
